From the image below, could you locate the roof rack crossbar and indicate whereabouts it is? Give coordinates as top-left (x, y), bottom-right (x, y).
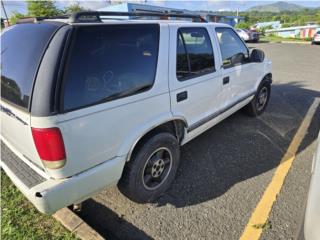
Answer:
top-left (69, 11), bottom-right (207, 23)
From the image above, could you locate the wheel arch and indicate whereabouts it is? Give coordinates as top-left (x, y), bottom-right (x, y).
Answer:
top-left (256, 72), bottom-right (272, 90)
top-left (125, 118), bottom-right (187, 162)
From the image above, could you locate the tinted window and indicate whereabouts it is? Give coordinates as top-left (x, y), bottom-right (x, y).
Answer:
top-left (215, 27), bottom-right (249, 68)
top-left (176, 28), bottom-right (215, 81)
top-left (63, 24), bottom-right (159, 111)
top-left (177, 33), bottom-right (190, 79)
top-left (1, 23), bottom-right (59, 110)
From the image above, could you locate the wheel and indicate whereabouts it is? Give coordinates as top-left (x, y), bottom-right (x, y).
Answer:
top-left (244, 81), bottom-right (271, 117)
top-left (118, 132), bottom-right (180, 203)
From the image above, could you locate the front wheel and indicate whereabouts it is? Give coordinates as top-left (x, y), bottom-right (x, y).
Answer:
top-left (118, 132), bottom-right (180, 203)
top-left (244, 81), bottom-right (271, 117)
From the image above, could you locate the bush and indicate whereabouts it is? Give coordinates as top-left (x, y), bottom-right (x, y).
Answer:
top-left (235, 22), bottom-right (251, 29)
top-left (9, 11), bottom-right (25, 25)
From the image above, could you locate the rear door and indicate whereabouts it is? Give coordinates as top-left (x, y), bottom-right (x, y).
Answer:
top-left (168, 24), bottom-right (223, 132)
top-left (1, 23), bottom-right (61, 169)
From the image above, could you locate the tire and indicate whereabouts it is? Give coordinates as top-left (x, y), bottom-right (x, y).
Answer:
top-left (244, 81), bottom-right (271, 117)
top-left (118, 132), bottom-right (180, 203)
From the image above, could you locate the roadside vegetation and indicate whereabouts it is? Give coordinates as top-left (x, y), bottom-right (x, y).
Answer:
top-left (9, 0), bottom-right (85, 24)
top-left (1, 172), bottom-right (77, 240)
top-left (260, 35), bottom-right (312, 43)
top-left (231, 8), bottom-right (320, 28)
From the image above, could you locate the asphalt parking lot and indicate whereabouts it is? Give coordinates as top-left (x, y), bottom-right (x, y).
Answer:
top-left (77, 43), bottom-right (320, 240)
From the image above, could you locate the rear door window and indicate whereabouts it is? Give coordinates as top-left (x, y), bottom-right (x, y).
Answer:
top-left (176, 27), bottom-right (215, 81)
top-left (1, 23), bottom-right (60, 110)
top-left (62, 24), bottom-right (160, 112)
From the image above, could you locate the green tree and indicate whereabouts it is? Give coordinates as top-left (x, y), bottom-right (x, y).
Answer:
top-left (27, 1), bottom-right (61, 17)
top-left (64, 2), bottom-right (85, 14)
top-left (9, 11), bottom-right (25, 25)
top-left (235, 22), bottom-right (251, 29)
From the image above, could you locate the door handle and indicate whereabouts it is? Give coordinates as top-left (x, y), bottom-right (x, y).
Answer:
top-left (223, 76), bottom-right (230, 85)
top-left (177, 91), bottom-right (188, 102)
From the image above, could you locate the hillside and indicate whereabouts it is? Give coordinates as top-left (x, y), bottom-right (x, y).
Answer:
top-left (247, 1), bottom-right (306, 12)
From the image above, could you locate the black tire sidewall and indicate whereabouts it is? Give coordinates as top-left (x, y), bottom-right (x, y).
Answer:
top-left (254, 81), bottom-right (271, 115)
top-left (119, 133), bottom-right (180, 203)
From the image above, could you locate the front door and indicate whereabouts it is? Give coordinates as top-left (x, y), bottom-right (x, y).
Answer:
top-left (214, 27), bottom-right (260, 108)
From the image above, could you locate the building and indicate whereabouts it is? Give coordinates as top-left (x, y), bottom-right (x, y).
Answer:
top-left (254, 21), bottom-right (281, 29)
top-left (266, 25), bottom-right (320, 39)
top-left (99, 3), bottom-right (244, 27)
top-left (206, 14), bottom-right (244, 27)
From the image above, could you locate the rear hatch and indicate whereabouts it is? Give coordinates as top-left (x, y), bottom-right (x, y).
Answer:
top-left (1, 23), bottom-right (61, 169)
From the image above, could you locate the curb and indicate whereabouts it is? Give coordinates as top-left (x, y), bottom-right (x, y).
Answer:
top-left (280, 41), bottom-right (311, 44)
top-left (53, 208), bottom-right (105, 240)
top-left (259, 41), bottom-right (311, 45)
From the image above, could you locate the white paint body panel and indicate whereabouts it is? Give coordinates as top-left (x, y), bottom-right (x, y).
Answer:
top-left (0, 100), bottom-right (45, 170)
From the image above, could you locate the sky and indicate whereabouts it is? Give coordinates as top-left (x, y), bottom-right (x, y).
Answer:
top-left (2, 0), bottom-right (320, 18)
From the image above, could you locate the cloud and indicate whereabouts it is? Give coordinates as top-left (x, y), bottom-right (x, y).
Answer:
top-left (58, 0), bottom-right (107, 10)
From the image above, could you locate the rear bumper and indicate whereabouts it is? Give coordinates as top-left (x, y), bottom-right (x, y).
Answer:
top-left (1, 142), bottom-right (126, 214)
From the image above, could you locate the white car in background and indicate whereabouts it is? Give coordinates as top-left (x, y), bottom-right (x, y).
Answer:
top-left (236, 28), bottom-right (260, 43)
top-left (236, 28), bottom-right (250, 41)
top-left (312, 31), bottom-right (320, 45)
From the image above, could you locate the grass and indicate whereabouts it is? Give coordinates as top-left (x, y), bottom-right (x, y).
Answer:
top-left (1, 171), bottom-right (77, 240)
top-left (260, 35), bottom-right (312, 43)
top-left (252, 221), bottom-right (271, 230)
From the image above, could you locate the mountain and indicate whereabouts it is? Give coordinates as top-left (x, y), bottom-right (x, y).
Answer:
top-left (247, 1), bottom-right (306, 12)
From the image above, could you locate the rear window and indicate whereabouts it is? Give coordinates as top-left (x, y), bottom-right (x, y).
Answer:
top-left (63, 24), bottom-right (160, 111)
top-left (1, 23), bottom-right (59, 110)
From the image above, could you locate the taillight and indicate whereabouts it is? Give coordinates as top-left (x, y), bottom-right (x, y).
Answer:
top-left (32, 128), bottom-right (66, 169)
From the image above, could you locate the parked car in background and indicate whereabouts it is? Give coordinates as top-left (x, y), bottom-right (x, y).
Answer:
top-left (0, 11), bottom-right (272, 214)
top-left (248, 29), bottom-right (260, 42)
top-left (304, 131), bottom-right (320, 240)
top-left (311, 31), bottom-right (320, 45)
top-left (236, 29), bottom-right (260, 43)
top-left (236, 29), bottom-right (250, 42)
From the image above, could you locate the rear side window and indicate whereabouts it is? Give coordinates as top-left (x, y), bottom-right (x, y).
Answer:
top-left (63, 24), bottom-right (159, 111)
top-left (176, 27), bottom-right (215, 81)
top-left (1, 23), bottom-right (59, 110)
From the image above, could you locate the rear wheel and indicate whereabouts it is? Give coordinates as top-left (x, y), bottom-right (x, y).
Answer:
top-left (244, 81), bottom-right (271, 117)
top-left (118, 132), bottom-right (180, 203)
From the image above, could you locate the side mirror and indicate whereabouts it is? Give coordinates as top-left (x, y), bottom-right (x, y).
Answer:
top-left (250, 49), bottom-right (265, 62)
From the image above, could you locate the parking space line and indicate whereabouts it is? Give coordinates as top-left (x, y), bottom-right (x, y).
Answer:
top-left (240, 98), bottom-right (320, 240)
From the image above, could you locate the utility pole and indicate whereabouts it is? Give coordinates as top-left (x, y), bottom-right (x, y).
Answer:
top-left (1, 0), bottom-right (10, 26)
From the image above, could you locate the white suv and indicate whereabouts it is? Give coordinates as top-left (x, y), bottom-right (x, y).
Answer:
top-left (0, 12), bottom-right (272, 214)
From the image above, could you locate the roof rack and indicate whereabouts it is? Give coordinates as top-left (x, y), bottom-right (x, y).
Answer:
top-left (68, 11), bottom-right (207, 23)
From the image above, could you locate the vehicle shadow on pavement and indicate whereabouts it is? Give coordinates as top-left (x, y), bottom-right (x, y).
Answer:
top-left (78, 199), bottom-right (153, 240)
top-left (156, 82), bottom-right (320, 208)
